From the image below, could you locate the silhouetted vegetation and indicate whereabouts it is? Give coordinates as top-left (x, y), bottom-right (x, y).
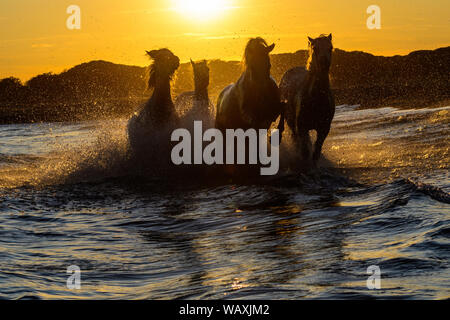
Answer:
top-left (0, 47), bottom-right (448, 124)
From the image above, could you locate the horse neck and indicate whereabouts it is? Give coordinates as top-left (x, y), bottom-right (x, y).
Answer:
top-left (307, 62), bottom-right (330, 90)
top-left (245, 68), bottom-right (271, 88)
top-left (150, 77), bottom-right (173, 105)
top-left (194, 85), bottom-right (208, 101)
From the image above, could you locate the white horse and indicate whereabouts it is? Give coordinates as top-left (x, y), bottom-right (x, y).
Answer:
top-left (128, 49), bottom-right (180, 164)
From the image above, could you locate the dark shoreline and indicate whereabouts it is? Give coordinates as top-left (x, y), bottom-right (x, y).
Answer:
top-left (1, 46), bottom-right (449, 125)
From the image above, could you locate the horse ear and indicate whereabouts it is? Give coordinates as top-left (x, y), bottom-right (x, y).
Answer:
top-left (267, 43), bottom-right (275, 53)
top-left (146, 50), bottom-right (158, 59)
top-left (308, 37), bottom-right (314, 44)
top-left (190, 59), bottom-right (195, 67)
top-left (328, 33), bottom-right (332, 41)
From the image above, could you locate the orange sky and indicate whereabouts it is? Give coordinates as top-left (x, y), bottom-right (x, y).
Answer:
top-left (0, 0), bottom-right (449, 81)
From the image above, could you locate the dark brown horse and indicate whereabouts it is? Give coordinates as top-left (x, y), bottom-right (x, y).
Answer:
top-left (280, 34), bottom-right (335, 165)
top-left (175, 59), bottom-right (213, 127)
top-left (128, 48), bottom-right (180, 155)
top-left (215, 38), bottom-right (282, 131)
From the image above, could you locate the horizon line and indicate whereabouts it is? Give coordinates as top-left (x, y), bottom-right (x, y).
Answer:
top-left (3, 45), bottom-right (449, 83)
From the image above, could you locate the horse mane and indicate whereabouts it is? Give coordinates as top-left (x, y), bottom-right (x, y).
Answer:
top-left (242, 37), bottom-right (270, 69)
top-left (306, 34), bottom-right (333, 71)
top-left (146, 49), bottom-right (177, 90)
top-left (147, 63), bottom-right (157, 89)
top-left (195, 60), bottom-right (208, 68)
top-left (193, 60), bottom-right (209, 79)
top-left (192, 60), bottom-right (209, 95)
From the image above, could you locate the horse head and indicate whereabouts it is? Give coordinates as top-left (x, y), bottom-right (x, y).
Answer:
top-left (191, 59), bottom-right (210, 91)
top-left (307, 34), bottom-right (333, 73)
top-left (244, 37), bottom-right (275, 78)
top-left (146, 48), bottom-right (180, 89)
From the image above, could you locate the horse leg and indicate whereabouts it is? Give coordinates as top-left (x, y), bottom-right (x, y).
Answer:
top-left (298, 128), bottom-right (311, 162)
top-left (312, 125), bottom-right (331, 165)
top-left (278, 108), bottom-right (285, 143)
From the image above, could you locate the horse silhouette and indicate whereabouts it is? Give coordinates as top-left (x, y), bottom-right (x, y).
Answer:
top-left (215, 37), bottom-right (283, 131)
top-left (127, 48), bottom-right (180, 159)
top-left (280, 34), bottom-right (335, 165)
top-left (175, 59), bottom-right (213, 128)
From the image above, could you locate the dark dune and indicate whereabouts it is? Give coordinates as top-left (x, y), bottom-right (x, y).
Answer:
top-left (0, 46), bottom-right (448, 124)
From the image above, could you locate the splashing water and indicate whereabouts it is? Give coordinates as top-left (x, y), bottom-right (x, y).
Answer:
top-left (0, 105), bottom-right (448, 299)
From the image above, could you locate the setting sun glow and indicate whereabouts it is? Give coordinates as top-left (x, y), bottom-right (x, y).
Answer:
top-left (1, 0), bottom-right (449, 80)
top-left (173, 0), bottom-right (228, 19)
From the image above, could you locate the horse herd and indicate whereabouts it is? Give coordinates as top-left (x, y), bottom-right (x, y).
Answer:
top-left (128, 34), bottom-right (335, 170)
